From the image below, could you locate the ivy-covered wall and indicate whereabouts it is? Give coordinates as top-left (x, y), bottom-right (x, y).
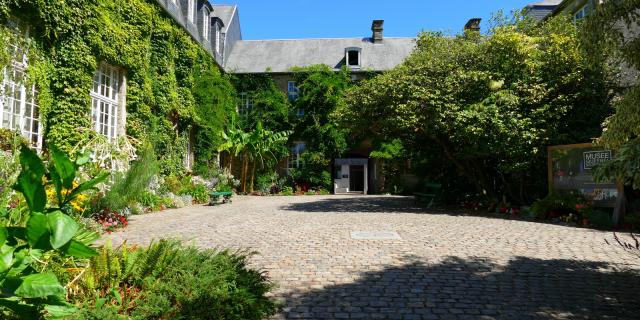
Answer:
top-left (0, 0), bottom-right (235, 175)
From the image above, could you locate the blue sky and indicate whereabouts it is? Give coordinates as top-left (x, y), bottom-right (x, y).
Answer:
top-left (229, 0), bottom-right (535, 40)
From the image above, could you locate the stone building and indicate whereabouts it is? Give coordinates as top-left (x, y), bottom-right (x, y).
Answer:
top-left (224, 20), bottom-right (416, 194)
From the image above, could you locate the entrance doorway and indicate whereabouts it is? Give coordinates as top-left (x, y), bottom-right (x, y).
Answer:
top-left (349, 165), bottom-right (365, 192)
top-left (334, 158), bottom-right (368, 194)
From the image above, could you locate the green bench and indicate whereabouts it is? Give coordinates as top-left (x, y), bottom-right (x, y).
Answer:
top-left (209, 191), bottom-right (233, 205)
top-left (414, 183), bottom-right (442, 208)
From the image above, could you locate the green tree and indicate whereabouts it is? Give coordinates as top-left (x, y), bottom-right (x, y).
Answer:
top-left (340, 15), bottom-right (610, 202)
top-left (583, 1), bottom-right (640, 189)
top-left (246, 123), bottom-right (291, 193)
top-left (191, 66), bottom-right (237, 176)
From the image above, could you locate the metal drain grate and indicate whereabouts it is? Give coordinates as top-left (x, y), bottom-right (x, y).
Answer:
top-left (350, 231), bottom-right (401, 240)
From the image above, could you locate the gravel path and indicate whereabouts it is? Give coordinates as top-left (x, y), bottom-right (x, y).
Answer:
top-left (106, 195), bottom-right (640, 319)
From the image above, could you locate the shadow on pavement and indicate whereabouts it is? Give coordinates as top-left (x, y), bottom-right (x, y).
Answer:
top-left (280, 256), bottom-right (640, 319)
top-left (279, 196), bottom-right (434, 214)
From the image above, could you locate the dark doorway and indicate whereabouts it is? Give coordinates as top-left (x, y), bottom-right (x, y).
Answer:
top-left (349, 165), bottom-right (365, 192)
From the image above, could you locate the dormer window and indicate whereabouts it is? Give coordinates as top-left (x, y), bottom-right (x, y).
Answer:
top-left (345, 47), bottom-right (361, 68)
top-left (573, 3), bottom-right (590, 22)
top-left (215, 22), bottom-right (221, 53)
top-left (202, 9), bottom-right (209, 41)
top-left (187, 0), bottom-right (195, 23)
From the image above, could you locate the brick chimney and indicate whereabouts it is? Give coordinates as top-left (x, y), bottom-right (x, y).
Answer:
top-left (464, 18), bottom-right (481, 32)
top-left (371, 20), bottom-right (384, 43)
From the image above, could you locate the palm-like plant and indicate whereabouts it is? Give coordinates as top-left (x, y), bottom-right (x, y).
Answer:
top-left (219, 120), bottom-right (290, 193)
top-left (246, 122), bottom-right (291, 192)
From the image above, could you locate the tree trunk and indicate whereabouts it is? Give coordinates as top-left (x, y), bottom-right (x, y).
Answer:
top-left (241, 152), bottom-right (248, 193)
top-left (250, 160), bottom-right (256, 193)
top-left (378, 159), bottom-right (386, 193)
top-left (431, 135), bottom-right (489, 197)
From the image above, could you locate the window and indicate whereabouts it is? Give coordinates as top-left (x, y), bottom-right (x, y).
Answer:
top-left (0, 22), bottom-right (41, 148)
top-left (238, 92), bottom-right (252, 115)
top-left (215, 22), bottom-right (221, 53)
top-left (187, 0), bottom-right (195, 23)
top-left (202, 9), bottom-right (209, 40)
top-left (287, 81), bottom-right (299, 101)
top-left (183, 130), bottom-right (193, 170)
top-left (573, 3), bottom-right (590, 22)
top-left (287, 142), bottom-right (306, 170)
top-left (346, 47), bottom-right (361, 68)
top-left (91, 62), bottom-right (124, 142)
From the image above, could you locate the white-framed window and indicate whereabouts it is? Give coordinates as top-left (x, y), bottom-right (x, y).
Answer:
top-left (346, 47), bottom-right (361, 68)
top-left (187, 0), bottom-right (195, 23)
top-left (202, 9), bottom-right (210, 41)
top-left (183, 129), bottom-right (193, 170)
top-left (90, 62), bottom-right (124, 142)
top-left (238, 92), bottom-right (252, 115)
top-left (287, 142), bottom-right (306, 170)
top-left (573, 3), bottom-right (591, 22)
top-left (0, 22), bottom-right (42, 148)
top-left (287, 81), bottom-right (299, 101)
top-left (215, 22), bottom-right (221, 53)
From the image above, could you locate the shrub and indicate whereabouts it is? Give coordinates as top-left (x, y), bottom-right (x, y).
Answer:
top-left (0, 145), bottom-right (103, 318)
top-left (179, 182), bottom-right (209, 204)
top-left (530, 193), bottom-right (583, 220)
top-left (101, 145), bottom-right (159, 211)
top-left (588, 209), bottom-right (613, 229)
top-left (164, 175), bottom-right (183, 194)
top-left (74, 240), bottom-right (276, 319)
top-left (281, 186), bottom-right (294, 196)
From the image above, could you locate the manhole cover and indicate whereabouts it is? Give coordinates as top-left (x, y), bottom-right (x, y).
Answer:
top-left (350, 231), bottom-right (401, 240)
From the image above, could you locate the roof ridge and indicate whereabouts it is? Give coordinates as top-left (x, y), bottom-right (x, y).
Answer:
top-left (238, 37), bottom-right (415, 42)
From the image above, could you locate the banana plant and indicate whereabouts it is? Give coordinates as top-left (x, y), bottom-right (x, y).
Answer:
top-left (0, 145), bottom-right (105, 318)
top-left (246, 122), bottom-right (291, 193)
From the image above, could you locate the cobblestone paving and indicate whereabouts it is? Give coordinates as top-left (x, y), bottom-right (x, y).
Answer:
top-left (107, 195), bottom-right (640, 319)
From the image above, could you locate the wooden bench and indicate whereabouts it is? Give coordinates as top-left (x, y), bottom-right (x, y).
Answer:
top-left (414, 183), bottom-right (442, 208)
top-left (209, 191), bottom-right (233, 205)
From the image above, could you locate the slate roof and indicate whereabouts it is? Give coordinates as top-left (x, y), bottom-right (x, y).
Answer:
top-left (525, 0), bottom-right (563, 22)
top-left (224, 37), bottom-right (416, 73)
top-left (212, 4), bottom-right (236, 33)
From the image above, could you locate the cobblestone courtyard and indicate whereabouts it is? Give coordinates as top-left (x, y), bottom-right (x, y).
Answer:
top-left (108, 195), bottom-right (640, 319)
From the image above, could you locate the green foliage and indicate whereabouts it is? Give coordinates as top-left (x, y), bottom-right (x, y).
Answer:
top-left (289, 152), bottom-right (332, 190)
top-left (178, 182), bottom-right (209, 204)
top-left (100, 145), bottom-right (158, 211)
top-left (588, 209), bottom-right (613, 229)
top-left (582, 1), bottom-right (640, 189)
top-left (220, 121), bottom-right (291, 193)
top-left (370, 139), bottom-right (404, 160)
top-left (231, 74), bottom-right (291, 132)
top-left (0, 0), bottom-right (234, 175)
top-left (341, 15), bottom-right (610, 203)
top-left (0, 130), bottom-right (21, 209)
top-left (291, 65), bottom-right (350, 157)
top-left (281, 186), bottom-right (294, 196)
top-left (74, 240), bottom-right (276, 320)
top-left (1, 146), bottom-right (100, 319)
top-left (192, 67), bottom-right (237, 176)
top-left (530, 193), bottom-right (582, 220)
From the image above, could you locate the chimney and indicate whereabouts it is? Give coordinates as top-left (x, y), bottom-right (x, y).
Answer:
top-left (371, 20), bottom-right (384, 43)
top-left (464, 18), bottom-right (481, 32)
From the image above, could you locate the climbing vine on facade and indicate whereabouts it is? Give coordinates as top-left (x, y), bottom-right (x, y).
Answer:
top-left (0, 0), bottom-right (235, 175)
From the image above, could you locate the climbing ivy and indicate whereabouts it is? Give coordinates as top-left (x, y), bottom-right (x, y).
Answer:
top-left (0, 0), bottom-right (235, 175)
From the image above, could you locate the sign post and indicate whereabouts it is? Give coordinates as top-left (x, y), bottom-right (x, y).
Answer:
top-left (547, 143), bottom-right (623, 223)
